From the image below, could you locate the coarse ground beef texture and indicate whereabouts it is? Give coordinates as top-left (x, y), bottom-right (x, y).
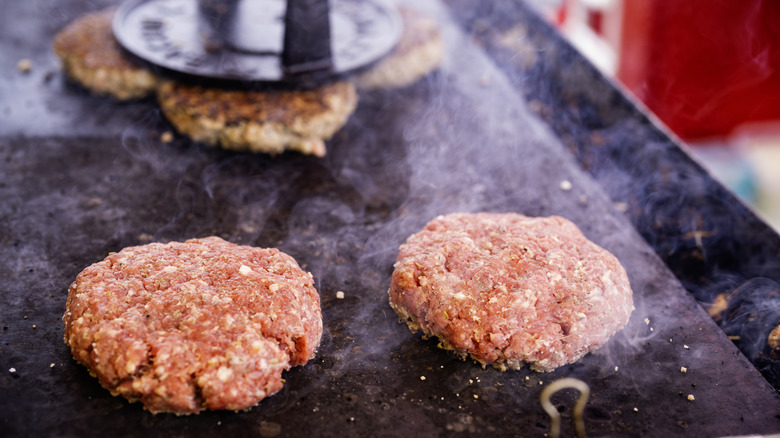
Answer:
top-left (388, 213), bottom-right (634, 372)
top-left (63, 237), bottom-right (322, 414)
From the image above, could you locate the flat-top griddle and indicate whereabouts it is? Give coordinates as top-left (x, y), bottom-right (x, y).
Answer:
top-left (1, 0), bottom-right (779, 436)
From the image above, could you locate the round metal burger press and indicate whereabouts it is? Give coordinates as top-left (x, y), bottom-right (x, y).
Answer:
top-left (112, 0), bottom-right (403, 84)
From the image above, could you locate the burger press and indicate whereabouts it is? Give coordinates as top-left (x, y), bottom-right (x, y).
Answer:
top-left (112, 0), bottom-right (403, 85)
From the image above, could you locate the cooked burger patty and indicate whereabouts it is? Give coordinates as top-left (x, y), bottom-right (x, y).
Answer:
top-left (156, 80), bottom-right (358, 156)
top-left (63, 237), bottom-right (322, 414)
top-left (53, 8), bottom-right (158, 100)
top-left (388, 213), bottom-right (634, 372)
top-left (355, 6), bottom-right (444, 90)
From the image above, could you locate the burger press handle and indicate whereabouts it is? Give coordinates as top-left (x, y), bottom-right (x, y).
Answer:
top-left (282, 0), bottom-right (334, 75)
top-left (199, 0), bottom-right (333, 77)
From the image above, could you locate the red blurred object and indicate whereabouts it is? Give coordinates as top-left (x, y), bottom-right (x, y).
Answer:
top-left (586, 9), bottom-right (603, 35)
top-left (617, 0), bottom-right (780, 141)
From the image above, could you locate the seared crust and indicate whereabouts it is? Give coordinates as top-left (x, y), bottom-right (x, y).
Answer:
top-left (388, 213), bottom-right (634, 372)
top-left (53, 8), bottom-right (158, 100)
top-left (355, 7), bottom-right (444, 89)
top-left (63, 237), bottom-right (322, 414)
top-left (157, 80), bottom-right (358, 156)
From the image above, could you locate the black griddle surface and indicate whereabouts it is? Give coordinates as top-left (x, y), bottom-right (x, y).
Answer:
top-left (1, 1), bottom-right (779, 436)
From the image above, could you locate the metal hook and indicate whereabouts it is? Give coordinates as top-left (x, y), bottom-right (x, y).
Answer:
top-left (539, 377), bottom-right (590, 438)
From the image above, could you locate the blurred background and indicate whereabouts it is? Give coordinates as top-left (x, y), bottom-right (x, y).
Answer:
top-left (528, 0), bottom-right (780, 230)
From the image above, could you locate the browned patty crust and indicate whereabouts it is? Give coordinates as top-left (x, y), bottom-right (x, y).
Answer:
top-left (388, 213), bottom-right (634, 372)
top-left (53, 8), bottom-right (158, 100)
top-left (157, 80), bottom-right (358, 156)
top-left (355, 6), bottom-right (444, 89)
top-left (63, 237), bottom-right (322, 414)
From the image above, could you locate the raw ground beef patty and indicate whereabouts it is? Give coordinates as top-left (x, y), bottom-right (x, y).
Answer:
top-left (63, 237), bottom-right (322, 414)
top-left (388, 213), bottom-right (634, 372)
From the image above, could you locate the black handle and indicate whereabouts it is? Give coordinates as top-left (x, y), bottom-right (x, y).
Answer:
top-left (282, 0), bottom-right (334, 75)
